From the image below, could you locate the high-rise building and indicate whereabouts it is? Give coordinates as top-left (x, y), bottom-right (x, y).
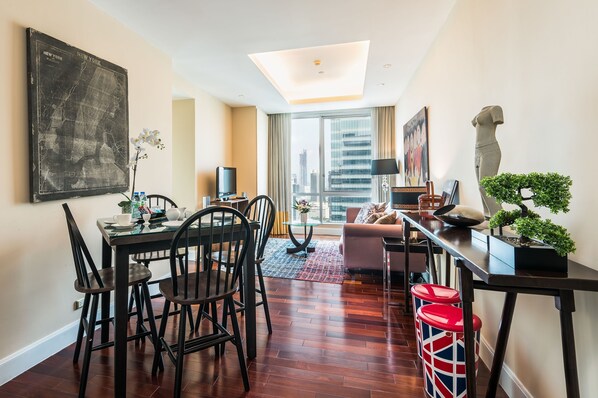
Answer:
top-left (299, 149), bottom-right (307, 190)
top-left (327, 117), bottom-right (372, 221)
top-left (310, 170), bottom-right (318, 193)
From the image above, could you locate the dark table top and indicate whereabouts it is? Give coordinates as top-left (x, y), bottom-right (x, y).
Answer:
top-left (400, 212), bottom-right (598, 292)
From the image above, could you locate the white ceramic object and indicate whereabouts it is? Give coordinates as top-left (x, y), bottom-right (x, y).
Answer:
top-left (177, 207), bottom-right (187, 220)
top-left (165, 208), bottom-right (180, 221)
top-left (142, 213), bottom-right (151, 224)
top-left (115, 213), bottom-right (132, 226)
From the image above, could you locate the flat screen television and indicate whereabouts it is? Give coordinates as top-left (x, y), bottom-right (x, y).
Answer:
top-left (216, 166), bottom-right (237, 200)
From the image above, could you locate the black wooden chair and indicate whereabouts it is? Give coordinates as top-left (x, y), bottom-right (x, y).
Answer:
top-left (152, 206), bottom-right (251, 396)
top-left (62, 203), bottom-right (161, 398)
top-left (195, 195), bottom-right (276, 335)
top-left (129, 194), bottom-right (193, 326)
top-left (235, 195), bottom-right (276, 334)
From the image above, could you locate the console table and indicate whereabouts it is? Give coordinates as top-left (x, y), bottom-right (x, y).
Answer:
top-left (400, 212), bottom-right (598, 398)
top-left (211, 197), bottom-right (248, 213)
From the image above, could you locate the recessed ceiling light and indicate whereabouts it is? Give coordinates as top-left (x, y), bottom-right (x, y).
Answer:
top-left (249, 41), bottom-right (369, 104)
top-left (377, 82), bottom-right (385, 86)
top-left (238, 94), bottom-right (245, 98)
top-left (383, 64), bottom-right (392, 68)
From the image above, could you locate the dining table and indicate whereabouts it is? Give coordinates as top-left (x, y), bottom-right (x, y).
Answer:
top-left (97, 216), bottom-right (257, 397)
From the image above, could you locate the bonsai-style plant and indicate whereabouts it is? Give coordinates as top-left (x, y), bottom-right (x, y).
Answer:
top-left (479, 172), bottom-right (575, 257)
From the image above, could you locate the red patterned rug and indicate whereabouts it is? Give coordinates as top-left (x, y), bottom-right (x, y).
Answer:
top-left (261, 238), bottom-right (348, 284)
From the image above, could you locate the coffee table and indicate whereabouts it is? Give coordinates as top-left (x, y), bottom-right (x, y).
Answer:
top-left (282, 220), bottom-right (321, 255)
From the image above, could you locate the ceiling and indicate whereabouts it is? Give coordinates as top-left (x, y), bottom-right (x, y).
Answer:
top-left (89, 0), bottom-right (455, 114)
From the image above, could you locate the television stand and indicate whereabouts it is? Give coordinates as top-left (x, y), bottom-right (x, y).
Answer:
top-left (211, 197), bottom-right (248, 213)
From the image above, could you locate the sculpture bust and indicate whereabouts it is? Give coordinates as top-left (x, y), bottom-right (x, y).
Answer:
top-left (472, 105), bottom-right (504, 217)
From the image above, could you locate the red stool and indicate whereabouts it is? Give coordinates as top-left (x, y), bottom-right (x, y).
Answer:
top-left (411, 284), bottom-right (461, 358)
top-left (418, 304), bottom-right (482, 398)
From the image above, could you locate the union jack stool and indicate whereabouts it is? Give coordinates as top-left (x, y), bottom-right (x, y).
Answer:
top-left (411, 283), bottom-right (461, 358)
top-left (417, 303), bottom-right (482, 398)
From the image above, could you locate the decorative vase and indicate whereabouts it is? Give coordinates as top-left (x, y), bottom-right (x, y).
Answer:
top-left (300, 212), bottom-right (308, 224)
top-left (488, 235), bottom-right (568, 273)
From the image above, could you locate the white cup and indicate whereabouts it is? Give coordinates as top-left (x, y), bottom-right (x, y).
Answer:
top-left (142, 213), bottom-right (151, 224)
top-left (115, 213), bottom-right (132, 226)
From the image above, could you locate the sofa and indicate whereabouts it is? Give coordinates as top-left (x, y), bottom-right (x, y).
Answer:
top-left (339, 207), bottom-right (427, 273)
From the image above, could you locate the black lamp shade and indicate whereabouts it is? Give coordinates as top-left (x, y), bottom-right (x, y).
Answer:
top-left (371, 158), bottom-right (399, 175)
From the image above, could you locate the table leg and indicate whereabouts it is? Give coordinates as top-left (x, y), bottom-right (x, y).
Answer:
top-left (244, 235), bottom-right (257, 359)
top-left (486, 292), bottom-right (517, 398)
top-left (555, 290), bottom-right (580, 398)
top-left (114, 246), bottom-right (129, 397)
top-left (426, 238), bottom-right (438, 284)
top-left (100, 239), bottom-right (111, 344)
top-left (287, 225), bottom-right (315, 254)
top-left (456, 259), bottom-right (477, 398)
top-left (382, 243), bottom-right (387, 293)
top-left (403, 221), bottom-right (411, 312)
top-left (444, 252), bottom-right (451, 287)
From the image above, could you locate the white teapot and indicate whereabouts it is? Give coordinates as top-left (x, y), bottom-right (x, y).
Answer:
top-left (165, 208), bottom-right (181, 221)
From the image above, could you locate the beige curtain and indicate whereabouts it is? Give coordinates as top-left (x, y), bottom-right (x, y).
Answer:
top-left (267, 113), bottom-right (291, 235)
top-left (372, 106), bottom-right (396, 202)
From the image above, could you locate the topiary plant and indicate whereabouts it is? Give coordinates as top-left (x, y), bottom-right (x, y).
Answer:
top-left (479, 172), bottom-right (575, 256)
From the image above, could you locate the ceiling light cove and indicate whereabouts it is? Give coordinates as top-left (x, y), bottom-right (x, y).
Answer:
top-left (249, 41), bottom-right (369, 105)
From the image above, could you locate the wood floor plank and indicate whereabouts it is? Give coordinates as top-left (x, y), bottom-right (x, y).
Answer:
top-left (0, 265), bottom-right (508, 397)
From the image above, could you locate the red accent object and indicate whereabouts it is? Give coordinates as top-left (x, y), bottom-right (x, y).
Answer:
top-left (411, 283), bottom-right (461, 304)
top-left (418, 303), bottom-right (482, 333)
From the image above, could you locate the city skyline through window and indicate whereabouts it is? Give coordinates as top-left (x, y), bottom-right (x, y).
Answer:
top-left (291, 110), bottom-right (373, 223)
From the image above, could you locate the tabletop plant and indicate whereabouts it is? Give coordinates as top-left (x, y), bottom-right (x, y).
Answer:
top-left (293, 199), bottom-right (312, 213)
top-left (479, 172), bottom-right (575, 256)
top-left (118, 128), bottom-right (165, 212)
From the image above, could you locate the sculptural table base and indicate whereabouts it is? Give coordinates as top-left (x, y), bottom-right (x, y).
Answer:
top-left (286, 224), bottom-right (316, 255)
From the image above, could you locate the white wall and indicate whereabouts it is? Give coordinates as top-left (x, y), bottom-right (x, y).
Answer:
top-left (396, 1), bottom-right (598, 396)
top-left (0, 0), bottom-right (231, 383)
top-left (172, 74), bottom-right (232, 208)
top-left (172, 99), bottom-right (196, 207)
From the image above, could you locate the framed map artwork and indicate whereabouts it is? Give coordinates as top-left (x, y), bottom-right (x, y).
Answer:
top-left (403, 107), bottom-right (429, 187)
top-left (27, 28), bottom-right (129, 203)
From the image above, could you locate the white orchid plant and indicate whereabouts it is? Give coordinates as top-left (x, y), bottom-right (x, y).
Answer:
top-left (118, 128), bottom-right (165, 210)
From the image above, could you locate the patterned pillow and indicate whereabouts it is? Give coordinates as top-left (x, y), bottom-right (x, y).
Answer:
top-left (353, 203), bottom-right (386, 224)
top-left (364, 212), bottom-right (385, 224)
top-left (374, 211), bottom-right (397, 224)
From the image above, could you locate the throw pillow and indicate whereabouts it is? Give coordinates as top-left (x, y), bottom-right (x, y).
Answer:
top-left (364, 212), bottom-right (385, 224)
top-left (374, 211), bottom-right (397, 224)
top-left (354, 202), bottom-right (378, 224)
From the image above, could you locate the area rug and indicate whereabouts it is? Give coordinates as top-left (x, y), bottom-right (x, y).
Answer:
top-left (260, 238), bottom-right (348, 284)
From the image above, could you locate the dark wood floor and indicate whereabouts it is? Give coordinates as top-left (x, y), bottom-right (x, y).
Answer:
top-left (0, 272), bottom-right (507, 397)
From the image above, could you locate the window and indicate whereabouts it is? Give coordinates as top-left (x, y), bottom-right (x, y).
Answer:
top-left (291, 110), bottom-right (373, 223)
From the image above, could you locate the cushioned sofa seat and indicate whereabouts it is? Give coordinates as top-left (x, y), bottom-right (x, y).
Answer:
top-left (340, 207), bottom-right (427, 273)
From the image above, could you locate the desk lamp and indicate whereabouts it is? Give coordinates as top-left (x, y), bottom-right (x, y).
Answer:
top-left (371, 158), bottom-right (399, 202)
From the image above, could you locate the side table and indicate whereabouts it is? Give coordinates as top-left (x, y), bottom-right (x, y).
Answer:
top-left (282, 220), bottom-right (321, 256)
top-left (382, 236), bottom-right (443, 307)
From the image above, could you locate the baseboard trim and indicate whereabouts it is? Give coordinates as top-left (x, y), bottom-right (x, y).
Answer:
top-left (479, 335), bottom-right (533, 398)
top-left (0, 319), bottom-right (79, 385)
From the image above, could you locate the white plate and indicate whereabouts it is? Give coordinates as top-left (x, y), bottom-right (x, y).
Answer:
top-left (163, 220), bottom-right (184, 228)
top-left (112, 223), bottom-right (136, 229)
top-left (103, 219), bottom-right (116, 224)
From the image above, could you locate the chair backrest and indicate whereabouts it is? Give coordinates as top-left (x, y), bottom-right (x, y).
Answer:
top-left (62, 203), bottom-right (103, 290)
top-left (169, 206), bottom-right (251, 300)
top-left (146, 194), bottom-right (177, 210)
top-left (243, 195), bottom-right (276, 261)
